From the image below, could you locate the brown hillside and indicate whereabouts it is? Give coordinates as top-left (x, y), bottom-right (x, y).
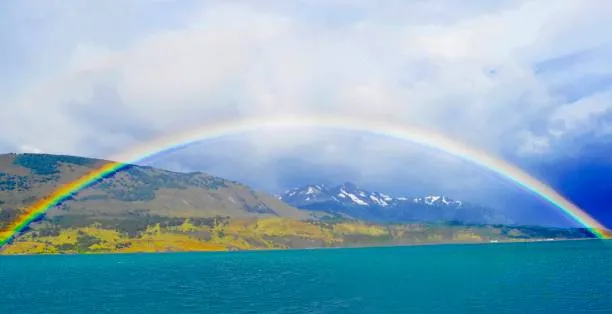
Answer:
top-left (0, 153), bottom-right (311, 226)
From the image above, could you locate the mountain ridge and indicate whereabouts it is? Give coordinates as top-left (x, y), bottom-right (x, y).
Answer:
top-left (0, 153), bottom-right (313, 223)
top-left (278, 182), bottom-right (511, 224)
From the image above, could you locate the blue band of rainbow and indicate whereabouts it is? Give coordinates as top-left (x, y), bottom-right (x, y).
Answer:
top-left (1, 116), bottom-right (609, 246)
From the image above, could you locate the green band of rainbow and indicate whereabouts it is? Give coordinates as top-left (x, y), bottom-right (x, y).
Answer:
top-left (1, 116), bottom-right (609, 246)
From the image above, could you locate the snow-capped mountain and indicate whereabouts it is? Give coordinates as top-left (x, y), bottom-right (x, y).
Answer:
top-left (279, 182), bottom-right (462, 210)
top-left (280, 182), bottom-right (398, 207)
top-left (278, 182), bottom-right (510, 224)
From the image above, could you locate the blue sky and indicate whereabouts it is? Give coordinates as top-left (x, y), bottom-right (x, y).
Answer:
top-left (1, 1), bottom-right (612, 227)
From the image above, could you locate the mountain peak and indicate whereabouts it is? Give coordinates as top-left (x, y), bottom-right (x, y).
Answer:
top-left (339, 182), bottom-right (358, 191)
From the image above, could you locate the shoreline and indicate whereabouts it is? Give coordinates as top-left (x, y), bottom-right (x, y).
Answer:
top-left (267, 237), bottom-right (605, 253)
top-left (0, 237), bottom-right (606, 257)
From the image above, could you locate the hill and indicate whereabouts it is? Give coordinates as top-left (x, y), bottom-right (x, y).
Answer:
top-left (0, 153), bottom-right (311, 229)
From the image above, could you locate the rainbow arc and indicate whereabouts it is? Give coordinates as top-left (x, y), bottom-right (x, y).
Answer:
top-left (0, 115), bottom-right (609, 246)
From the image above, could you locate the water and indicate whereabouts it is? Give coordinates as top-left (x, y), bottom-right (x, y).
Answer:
top-left (1, 240), bottom-right (610, 313)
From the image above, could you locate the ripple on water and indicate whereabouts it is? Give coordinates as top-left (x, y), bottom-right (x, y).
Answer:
top-left (0, 240), bottom-right (610, 313)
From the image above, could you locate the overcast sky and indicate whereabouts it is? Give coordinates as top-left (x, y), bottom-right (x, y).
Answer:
top-left (2, 1), bottom-right (612, 226)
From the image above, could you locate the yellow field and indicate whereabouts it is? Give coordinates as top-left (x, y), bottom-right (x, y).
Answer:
top-left (0, 217), bottom-right (577, 255)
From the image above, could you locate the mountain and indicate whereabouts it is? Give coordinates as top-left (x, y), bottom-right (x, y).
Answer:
top-left (278, 182), bottom-right (511, 224)
top-left (0, 153), bottom-right (602, 255)
top-left (0, 153), bottom-right (311, 227)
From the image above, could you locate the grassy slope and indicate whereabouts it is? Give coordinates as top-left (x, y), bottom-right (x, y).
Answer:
top-left (1, 217), bottom-right (598, 254)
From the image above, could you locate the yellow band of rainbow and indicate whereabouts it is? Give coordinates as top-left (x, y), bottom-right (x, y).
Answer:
top-left (0, 115), bottom-right (609, 246)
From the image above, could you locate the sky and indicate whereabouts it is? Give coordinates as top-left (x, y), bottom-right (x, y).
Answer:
top-left (1, 0), bottom-right (612, 227)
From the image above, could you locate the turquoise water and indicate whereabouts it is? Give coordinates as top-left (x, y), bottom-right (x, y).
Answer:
top-left (1, 240), bottom-right (611, 313)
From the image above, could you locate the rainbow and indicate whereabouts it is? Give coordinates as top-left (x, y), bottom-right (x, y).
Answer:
top-left (0, 115), bottom-right (609, 246)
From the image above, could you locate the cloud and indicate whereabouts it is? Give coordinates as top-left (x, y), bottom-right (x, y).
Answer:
top-left (2, 0), bottom-right (612, 215)
top-left (551, 90), bottom-right (612, 136)
top-left (18, 145), bottom-right (43, 154)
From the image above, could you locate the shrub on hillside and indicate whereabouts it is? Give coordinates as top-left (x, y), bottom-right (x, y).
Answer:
top-left (13, 154), bottom-right (94, 175)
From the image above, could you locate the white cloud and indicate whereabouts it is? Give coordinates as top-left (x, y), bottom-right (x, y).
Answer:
top-left (18, 145), bottom-right (43, 154)
top-left (516, 132), bottom-right (551, 156)
top-left (1, 0), bottom-right (612, 193)
top-left (551, 90), bottom-right (612, 135)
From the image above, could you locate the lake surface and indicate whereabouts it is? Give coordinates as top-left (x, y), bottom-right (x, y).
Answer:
top-left (1, 240), bottom-right (610, 313)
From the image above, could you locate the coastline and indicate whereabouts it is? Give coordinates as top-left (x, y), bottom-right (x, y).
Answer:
top-left (0, 237), bottom-right (606, 257)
